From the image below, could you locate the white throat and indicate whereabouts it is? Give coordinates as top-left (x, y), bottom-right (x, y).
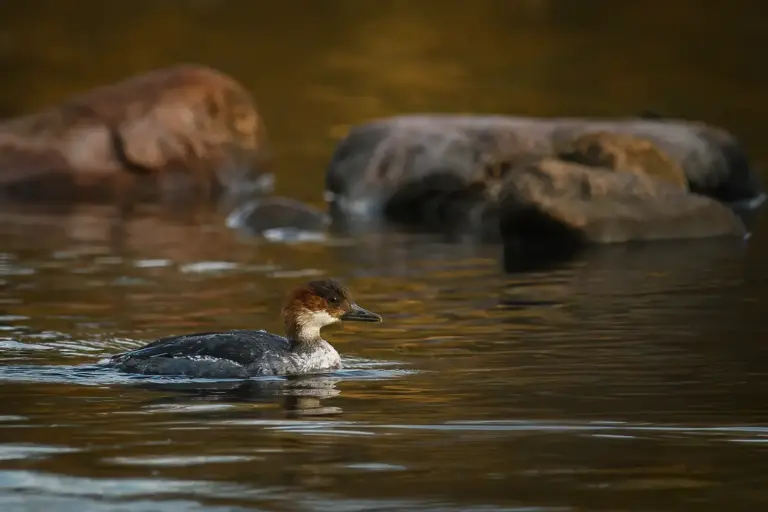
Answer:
top-left (293, 310), bottom-right (339, 342)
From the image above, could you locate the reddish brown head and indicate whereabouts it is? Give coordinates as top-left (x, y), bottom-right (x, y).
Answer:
top-left (282, 279), bottom-right (382, 341)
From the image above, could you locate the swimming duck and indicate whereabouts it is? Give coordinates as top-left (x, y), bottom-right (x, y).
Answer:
top-left (105, 279), bottom-right (382, 378)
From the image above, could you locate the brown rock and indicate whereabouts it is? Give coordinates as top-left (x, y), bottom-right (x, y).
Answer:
top-left (498, 158), bottom-right (746, 264)
top-left (0, 64), bottom-right (270, 203)
top-left (557, 131), bottom-right (688, 190)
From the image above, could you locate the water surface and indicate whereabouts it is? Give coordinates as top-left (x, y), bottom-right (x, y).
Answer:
top-left (1, 208), bottom-right (768, 511)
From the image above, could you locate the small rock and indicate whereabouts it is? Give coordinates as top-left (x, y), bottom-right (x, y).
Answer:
top-left (226, 196), bottom-right (330, 238)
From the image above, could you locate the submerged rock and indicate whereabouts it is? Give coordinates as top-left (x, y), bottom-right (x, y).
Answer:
top-left (0, 64), bottom-right (271, 203)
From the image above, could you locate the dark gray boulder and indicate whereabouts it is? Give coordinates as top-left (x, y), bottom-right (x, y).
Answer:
top-left (324, 115), bottom-right (763, 224)
top-left (225, 196), bottom-right (329, 241)
top-left (324, 115), bottom-right (759, 255)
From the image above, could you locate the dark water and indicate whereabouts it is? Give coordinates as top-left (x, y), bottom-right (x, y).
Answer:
top-left (1, 208), bottom-right (768, 512)
top-left (2, 1), bottom-right (768, 511)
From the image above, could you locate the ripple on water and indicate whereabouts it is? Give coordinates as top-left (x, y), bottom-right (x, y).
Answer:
top-left (141, 403), bottom-right (239, 414)
top-left (0, 253), bottom-right (35, 277)
top-left (344, 462), bottom-right (408, 471)
top-left (0, 315), bottom-right (29, 322)
top-left (133, 258), bottom-right (172, 268)
top-left (364, 420), bottom-right (768, 443)
top-left (4, 334), bottom-right (132, 359)
top-left (335, 368), bottom-right (421, 380)
top-left (0, 416), bottom-right (26, 422)
top-left (0, 444), bottom-right (79, 461)
top-left (0, 359), bottom-right (418, 400)
top-left (214, 418), bottom-right (376, 437)
top-left (0, 339), bottom-right (53, 351)
top-left (262, 228), bottom-right (328, 243)
top-left (0, 470), bottom-right (228, 498)
top-left (0, 364), bottom-right (140, 386)
top-left (269, 268), bottom-right (325, 279)
top-left (203, 418), bottom-right (768, 445)
top-left (0, 471), bottom-right (537, 511)
top-left (0, 266), bottom-right (34, 276)
top-left (338, 357), bottom-right (419, 380)
top-left (0, 346), bottom-right (418, 417)
top-left (179, 261), bottom-right (241, 274)
top-left (0, 495), bottom-right (249, 512)
top-left (177, 261), bottom-right (281, 274)
top-left (23, 332), bottom-right (72, 341)
top-left (110, 276), bottom-right (150, 286)
top-left (104, 455), bottom-right (257, 467)
top-left (92, 256), bottom-right (123, 265)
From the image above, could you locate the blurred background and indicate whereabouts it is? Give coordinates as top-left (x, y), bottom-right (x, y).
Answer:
top-left (1, 0), bottom-right (766, 204)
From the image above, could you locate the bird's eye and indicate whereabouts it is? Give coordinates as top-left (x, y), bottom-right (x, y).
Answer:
top-left (328, 296), bottom-right (340, 305)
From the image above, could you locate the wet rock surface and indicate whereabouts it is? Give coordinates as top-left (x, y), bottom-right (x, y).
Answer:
top-left (0, 65), bottom-right (336, 241)
top-left (325, 115), bottom-right (762, 214)
top-left (0, 64), bottom-right (271, 204)
top-left (496, 158), bottom-right (747, 268)
top-left (556, 131), bottom-right (688, 190)
top-left (226, 197), bottom-right (330, 239)
top-left (324, 114), bottom-right (760, 250)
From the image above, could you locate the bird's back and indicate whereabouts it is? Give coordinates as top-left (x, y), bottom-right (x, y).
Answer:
top-left (107, 329), bottom-right (291, 378)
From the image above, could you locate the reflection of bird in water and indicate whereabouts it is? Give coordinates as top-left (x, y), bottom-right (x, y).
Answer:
top-left (283, 375), bottom-right (343, 417)
top-left (131, 374), bottom-right (343, 417)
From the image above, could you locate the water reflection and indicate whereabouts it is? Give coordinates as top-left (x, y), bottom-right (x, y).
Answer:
top-left (130, 375), bottom-right (344, 418)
